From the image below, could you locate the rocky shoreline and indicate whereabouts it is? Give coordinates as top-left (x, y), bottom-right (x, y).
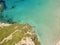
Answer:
top-left (0, 22), bottom-right (40, 45)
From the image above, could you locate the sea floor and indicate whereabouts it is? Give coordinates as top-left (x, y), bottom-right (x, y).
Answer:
top-left (2, 0), bottom-right (60, 45)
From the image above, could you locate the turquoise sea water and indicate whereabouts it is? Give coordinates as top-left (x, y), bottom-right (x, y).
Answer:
top-left (2, 0), bottom-right (60, 45)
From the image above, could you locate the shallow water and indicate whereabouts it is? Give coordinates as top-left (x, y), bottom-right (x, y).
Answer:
top-left (2, 0), bottom-right (60, 45)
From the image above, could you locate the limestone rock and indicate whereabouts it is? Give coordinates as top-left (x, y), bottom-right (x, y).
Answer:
top-left (0, 23), bottom-right (40, 45)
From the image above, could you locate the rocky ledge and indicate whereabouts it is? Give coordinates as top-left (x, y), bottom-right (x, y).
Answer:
top-left (0, 23), bottom-right (40, 45)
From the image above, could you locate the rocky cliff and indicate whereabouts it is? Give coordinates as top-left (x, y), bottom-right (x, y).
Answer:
top-left (0, 23), bottom-right (40, 45)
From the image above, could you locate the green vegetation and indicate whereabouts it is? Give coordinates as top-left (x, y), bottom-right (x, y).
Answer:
top-left (0, 23), bottom-right (40, 45)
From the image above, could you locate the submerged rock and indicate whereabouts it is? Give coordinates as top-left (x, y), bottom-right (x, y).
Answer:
top-left (0, 0), bottom-right (7, 22)
top-left (0, 23), bottom-right (40, 45)
top-left (0, 0), bottom-right (6, 12)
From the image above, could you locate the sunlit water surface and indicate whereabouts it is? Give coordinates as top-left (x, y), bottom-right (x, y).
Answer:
top-left (2, 0), bottom-right (60, 45)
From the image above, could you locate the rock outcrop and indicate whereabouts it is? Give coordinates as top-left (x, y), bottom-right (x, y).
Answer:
top-left (0, 23), bottom-right (40, 45)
